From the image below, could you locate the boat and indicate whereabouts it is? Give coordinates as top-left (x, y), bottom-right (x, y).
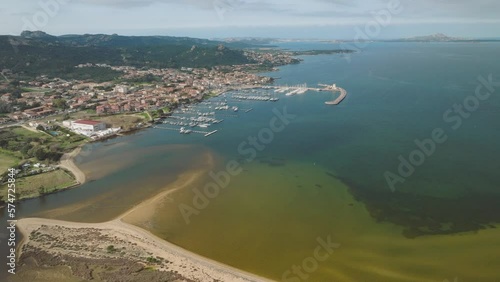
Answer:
top-left (232, 106), bottom-right (239, 112)
top-left (199, 124), bottom-right (210, 128)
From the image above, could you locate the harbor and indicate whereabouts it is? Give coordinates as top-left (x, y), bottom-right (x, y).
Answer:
top-left (264, 83), bottom-right (348, 105)
top-left (322, 84), bottom-right (348, 105)
top-left (152, 83), bottom-right (347, 137)
top-left (152, 88), bottom-right (281, 137)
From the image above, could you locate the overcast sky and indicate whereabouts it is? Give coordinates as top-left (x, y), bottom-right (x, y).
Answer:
top-left (1, 0), bottom-right (499, 38)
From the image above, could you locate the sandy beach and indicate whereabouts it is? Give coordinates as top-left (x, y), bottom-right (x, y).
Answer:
top-left (16, 149), bottom-right (273, 282)
top-left (17, 218), bottom-right (272, 282)
top-left (58, 146), bottom-right (86, 184)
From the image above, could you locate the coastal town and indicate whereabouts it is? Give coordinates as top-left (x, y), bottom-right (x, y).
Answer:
top-left (1, 62), bottom-right (275, 124)
top-left (0, 49), bottom-right (300, 203)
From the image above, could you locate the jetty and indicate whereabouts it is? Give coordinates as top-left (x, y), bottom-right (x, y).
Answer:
top-left (152, 126), bottom-right (218, 137)
top-left (322, 84), bottom-right (347, 105)
top-left (204, 130), bottom-right (218, 137)
top-left (261, 83), bottom-right (347, 105)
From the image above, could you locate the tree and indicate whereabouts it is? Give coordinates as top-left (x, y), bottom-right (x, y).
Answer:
top-left (10, 89), bottom-right (22, 99)
top-left (9, 80), bottom-right (20, 87)
top-left (53, 98), bottom-right (68, 110)
top-left (34, 147), bottom-right (48, 161)
top-left (20, 144), bottom-right (32, 156)
top-left (0, 101), bottom-right (12, 114)
top-left (38, 186), bottom-right (47, 195)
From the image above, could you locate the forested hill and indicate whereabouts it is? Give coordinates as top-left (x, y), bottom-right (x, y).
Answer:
top-left (0, 31), bottom-right (255, 80)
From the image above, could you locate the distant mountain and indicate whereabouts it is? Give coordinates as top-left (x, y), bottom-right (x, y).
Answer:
top-left (18, 31), bottom-right (256, 48)
top-left (0, 31), bottom-right (255, 80)
top-left (219, 37), bottom-right (342, 45)
top-left (399, 33), bottom-right (466, 42)
top-left (20, 30), bottom-right (55, 39)
top-left (219, 37), bottom-right (277, 45)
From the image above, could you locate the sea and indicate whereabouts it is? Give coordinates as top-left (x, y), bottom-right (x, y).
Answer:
top-left (2, 41), bottom-right (500, 281)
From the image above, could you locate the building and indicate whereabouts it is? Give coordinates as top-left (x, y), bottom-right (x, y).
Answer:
top-left (70, 119), bottom-right (106, 134)
top-left (115, 85), bottom-right (129, 94)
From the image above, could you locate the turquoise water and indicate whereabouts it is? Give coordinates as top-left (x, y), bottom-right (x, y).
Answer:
top-left (2, 42), bottom-right (500, 280)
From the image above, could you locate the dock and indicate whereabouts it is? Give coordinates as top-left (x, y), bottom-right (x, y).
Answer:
top-left (262, 83), bottom-right (348, 105)
top-left (204, 130), bottom-right (218, 137)
top-left (153, 126), bottom-right (218, 137)
top-left (325, 86), bottom-right (347, 105)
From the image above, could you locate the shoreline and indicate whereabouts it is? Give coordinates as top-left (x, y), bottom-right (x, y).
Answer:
top-left (17, 150), bottom-right (274, 282)
top-left (58, 146), bottom-right (86, 185)
top-left (17, 217), bottom-right (273, 282)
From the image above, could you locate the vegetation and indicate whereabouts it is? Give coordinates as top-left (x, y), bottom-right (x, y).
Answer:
top-left (0, 169), bottom-right (76, 201)
top-left (96, 114), bottom-right (146, 131)
top-left (106, 245), bottom-right (117, 253)
top-left (146, 256), bottom-right (161, 264)
top-left (121, 74), bottom-right (162, 84)
top-left (0, 126), bottom-right (87, 166)
top-left (52, 98), bottom-right (68, 110)
top-left (0, 151), bottom-right (20, 175)
top-left (0, 33), bottom-right (254, 81)
top-left (0, 80), bottom-right (31, 114)
top-left (60, 67), bottom-right (123, 82)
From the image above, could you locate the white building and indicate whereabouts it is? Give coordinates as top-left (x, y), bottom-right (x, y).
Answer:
top-left (115, 85), bottom-right (129, 94)
top-left (70, 120), bottom-right (106, 135)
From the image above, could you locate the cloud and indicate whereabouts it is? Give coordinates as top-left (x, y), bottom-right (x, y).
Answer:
top-left (2, 0), bottom-right (499, 36)
top-left (78, 0), bottom-right (206, 8)
top-left (80, 0), bottom-right (241, 9)
top-left (74, 0), bottom-right (500, 21)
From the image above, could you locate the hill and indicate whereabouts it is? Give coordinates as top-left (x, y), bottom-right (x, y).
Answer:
top-left (0, 31), bottom-right (255, 81)
top-left (397, 33), bottom-right (466, 42)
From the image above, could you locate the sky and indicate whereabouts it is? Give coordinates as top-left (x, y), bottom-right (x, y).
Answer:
top-left (1, 0), bottom-right (499, 39)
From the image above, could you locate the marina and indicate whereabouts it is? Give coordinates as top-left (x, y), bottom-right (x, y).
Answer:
top-left (152, 126), bottom-right (218, 137)
top-left (153, 83), bottom-right (347, 138)
top-left (263, 83), bottom-right (348, 105)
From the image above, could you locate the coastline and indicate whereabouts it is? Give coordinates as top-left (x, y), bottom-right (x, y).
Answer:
top-left (58, 146), bottom-right (86, 185)
top-left (16, 217), bottom-right (273, 282)
top-left (16, 150), bottom-right (274, 282)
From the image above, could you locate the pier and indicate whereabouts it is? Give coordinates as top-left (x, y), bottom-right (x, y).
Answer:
top-left (324, 85), bottom-right (347, 105)
top-left (262, 83), bottom-right (348, 105)
top-left (204, 130), bottom-right (218, 137)
top-left (152, 126), bottom-right (219, 137)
